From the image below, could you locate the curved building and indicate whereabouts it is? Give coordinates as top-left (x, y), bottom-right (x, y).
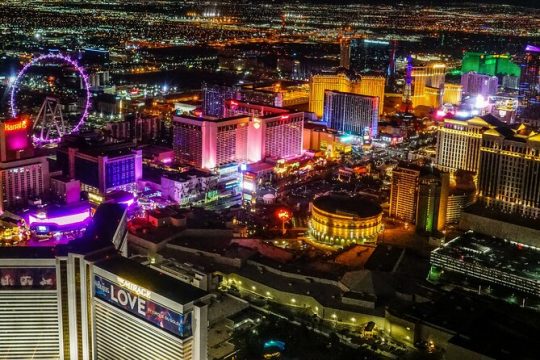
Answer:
top-left (309, 193), bottom-right (383, 247)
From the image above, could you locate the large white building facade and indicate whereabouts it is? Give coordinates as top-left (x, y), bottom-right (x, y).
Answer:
top-left (0, 204), bottom-right (209, 360)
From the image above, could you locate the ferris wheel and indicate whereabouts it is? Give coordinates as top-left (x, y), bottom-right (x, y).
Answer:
top-left (9, 53), bottom-right (91, 144)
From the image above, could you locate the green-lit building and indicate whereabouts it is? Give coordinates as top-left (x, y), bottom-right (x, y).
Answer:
top-left (461, 52), bottom-right (521, 77)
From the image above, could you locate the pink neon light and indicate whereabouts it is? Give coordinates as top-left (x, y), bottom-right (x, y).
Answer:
top-left (29, 210), bottom-right (91, 227)
top-left (230, 100), bottom-right (238, 106)
top-left (280, 115), bottom-right (289, 120)
top-left (10, 53), bottom-right (91, 144)
top-left (436, 110), bottom-right (446, 117)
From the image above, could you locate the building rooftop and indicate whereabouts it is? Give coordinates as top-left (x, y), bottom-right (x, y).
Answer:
top-left (173, 114), bottom-right (249, 123)
top-left (82, 203), bottom-right (126, 244)
top-left (464, 203), bottom-right (540, 230)
top-left (312, 193), bottom-right (382, 218)
top-left (142, 165), bottom-right (214, 184)
top-left (141, 145), bottom-right (173, 158)
top-left (389, 289), bottom-right (540, 359)
top-left (432, 231), bottom-right (540, 283)
top-left (94, 256), bottom-right (208, 305)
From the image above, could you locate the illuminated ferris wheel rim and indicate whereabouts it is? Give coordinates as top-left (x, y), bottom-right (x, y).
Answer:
top-left (9, 53), bottom-right (91, 143)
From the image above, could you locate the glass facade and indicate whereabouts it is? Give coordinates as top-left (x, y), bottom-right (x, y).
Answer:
top-left (105, 158), bottom-right (135, 189)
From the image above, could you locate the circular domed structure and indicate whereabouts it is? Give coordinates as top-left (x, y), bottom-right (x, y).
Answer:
top-left (309, 193), bottom-right (383, 247)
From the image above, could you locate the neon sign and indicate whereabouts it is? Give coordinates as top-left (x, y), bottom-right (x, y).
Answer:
top-left (4, 118), bottom-right (29, 132)
top-left (276, 209), bottom-right (291, 221)
top-left (118, 277), bottom-right (151, 298)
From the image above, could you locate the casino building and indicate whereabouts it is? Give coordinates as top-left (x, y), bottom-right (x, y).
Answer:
top-left (0, 202), bottom-right (209, 360)
top-left (56, 137), bottom-right (143, 195)
top-left (0, 116), bottom-right (50, 213)
top-left (93, 257), bottom-right (209, 360)
top-left (309, 193), bottom-right (383, 247)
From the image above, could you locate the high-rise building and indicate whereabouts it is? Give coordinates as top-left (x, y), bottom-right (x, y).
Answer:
top-left (461, 72), bottom-right (498, 98)
top-left (389, 163), bottom-right (449, 233)
top-left (309, 72), bottom-right (353, 118)
top-left (309, 71), bottom-right (385, 118)
top-left (416, 171), bottom-right (449, 234)
top-left (389, 165), bottom-right (420, 224)
top-left (411, 64), bottom-right (446, 108)
top-left (424, 86), bottom-right (443, 108)
top-left (339, 36), bottom-right (351, 70)
top-left (477, 125), bottom-right (540, 218)
top-left (57, 139), bottom-right (143, 195)
top-left (173, 103), bottom-right (303, 169)
top-left (0, 202), bottom-right (210, 360)
top-left (323, 90), bottom-right (379, 137)
top-left (353, 75), bottom-right (385, 114)
top-left (224, 100), bottom-right (304, 161)
top-left (350, 39), bottom-right (391, 74)
top-left (520, 44), bottom-right (540, 97)
top-left (201, 84), bottom-right (239, 117)
top-left (262, 112), bottom-right (304, 160)
top-left (0, 156), bottom-right (50, 213)
top-left (172, 115), bottom-right (250, 169)
top-left (0, 203), bottom-right (126, 360)
top-left (442, 83), bottom-right (462, 105)
top-left (502, 75), bottom-right (520, 90)
top-left (435, 115), bottom-right (503, 174)
top-left (93, 256), bottom-right (209, 360)
top-left (461, 52), bottom-right (521, 77)
top-left (0, 116), bottom-right (49, 213)
top-left (105, 116), bottom-right (162, 144)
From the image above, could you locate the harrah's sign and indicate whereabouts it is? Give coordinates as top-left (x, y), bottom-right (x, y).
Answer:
top-left (4, 117), bottom-right (30, 132)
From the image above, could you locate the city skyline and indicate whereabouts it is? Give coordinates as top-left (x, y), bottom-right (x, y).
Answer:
top-left (0, 1), bottom-right (538, 360)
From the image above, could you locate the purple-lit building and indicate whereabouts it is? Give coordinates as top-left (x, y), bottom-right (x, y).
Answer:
top-left (0, 116), bottom-right (49, 213)
top-left (57, 140), bottom-right (142, 195)
top-left (0, 203), bottom-right (128, 359)
top-left (521, 44), bottom-right (540, 91)
top-left (461, 72), bottom-right (498, 98)
top-left (27, 202), bottom-right (92, 235)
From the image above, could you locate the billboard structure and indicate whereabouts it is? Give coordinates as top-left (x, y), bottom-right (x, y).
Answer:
top-left (0, 267), bottom-right (56, 290)
top-left (94, 275), bottom-right (192, 338)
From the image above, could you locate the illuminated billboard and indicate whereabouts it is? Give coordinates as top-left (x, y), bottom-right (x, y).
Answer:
top-left (94, 275), bottom-right (192, 339)
top-left (0, 267), bottom-right (56, 290)
top-left (1, 116), bottom-right (33, 161)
